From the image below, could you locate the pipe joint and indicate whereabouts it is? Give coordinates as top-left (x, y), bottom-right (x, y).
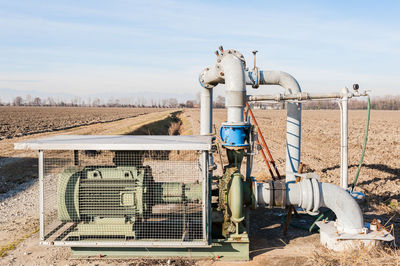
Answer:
top-left (256, 176), bottom-right (364, 234)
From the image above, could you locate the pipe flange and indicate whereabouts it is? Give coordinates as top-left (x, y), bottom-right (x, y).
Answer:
top-left (300, 178), bottom-right (314, 211)
top-left (311, 178), bottom-right (321, 212)
top-left (219, 49), bottom-right (246, 68)
top-left (251, 67), bottom-right (260, 89)
top-left (198, 72), bottom-right (215, 89)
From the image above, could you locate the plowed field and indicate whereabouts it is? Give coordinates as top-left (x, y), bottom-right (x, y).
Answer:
top-left (0, 107), bottom-right (160, 139)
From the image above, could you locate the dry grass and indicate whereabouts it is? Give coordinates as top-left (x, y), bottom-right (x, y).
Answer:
top-left (309, 246), bottom-right (400, 265)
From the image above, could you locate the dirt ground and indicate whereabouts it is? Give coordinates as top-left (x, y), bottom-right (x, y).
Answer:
top-left (1, 108), bottom-right (400, 265)
top-left (0, 107), bottom-right (160, 140)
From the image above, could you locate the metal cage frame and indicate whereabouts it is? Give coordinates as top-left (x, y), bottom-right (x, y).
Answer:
top-left (15, 135), bottom-right (213, 248)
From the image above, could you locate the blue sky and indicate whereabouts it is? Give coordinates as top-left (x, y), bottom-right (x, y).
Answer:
top-left (0, 0), bottom-right (399, 99)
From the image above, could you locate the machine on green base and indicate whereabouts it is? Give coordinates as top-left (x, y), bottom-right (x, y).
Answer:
top-left (58, 165), bottom-right (203, 241)
top-left (54, 147), bottom-right (253, 261)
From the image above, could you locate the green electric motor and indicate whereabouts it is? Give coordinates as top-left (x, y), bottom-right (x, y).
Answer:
top-left (57, 166), bottom-right (202, 223)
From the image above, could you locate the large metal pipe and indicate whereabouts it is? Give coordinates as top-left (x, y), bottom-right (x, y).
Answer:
top-left (223, 54), bottom-right (246, 124)
top-left (286, 180), bottom-right (364, 234)
top-left (257, 178), bottom-right (364, 234)
top-left (247, 70), bottom-right (302, 182)
top-left (200, 52), bottom-right (302, 182)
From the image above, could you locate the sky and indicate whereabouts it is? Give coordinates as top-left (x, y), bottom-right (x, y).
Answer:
top-left (0, 0), bottom-right (399, 100)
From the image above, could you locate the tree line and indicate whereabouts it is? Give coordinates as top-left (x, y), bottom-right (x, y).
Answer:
top-left (2, 94), bottom-right (399, 110)
top-left (0, 94), bottom-right (227, 109)
top-left (1, 95), bottom-right (194, 108)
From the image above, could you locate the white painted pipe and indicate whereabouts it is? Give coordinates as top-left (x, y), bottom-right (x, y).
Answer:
top-left (199, 50), bottom-right (246, 126)
top-left (254, 70), bottom-right (302, 182)
top-left (340, 87), bottom-right (349, 189)
top-left (247, 92), bottom-right (343, 102)
top-left (223, 54), bottom-right (246, 124)
top-left (286, 180), bottom-right (364, 234)
top-left (200, 53), bottom-right (302, 182)
top-left (200, 87), bottom-right (213, 135)
top-left (257, 178), bottom-right (364, 234)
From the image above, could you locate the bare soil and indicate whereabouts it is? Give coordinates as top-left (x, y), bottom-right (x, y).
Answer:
top-left (0, 107), bottom-right (161, 140)
top-left (1, 108), bottom-right (400, 265)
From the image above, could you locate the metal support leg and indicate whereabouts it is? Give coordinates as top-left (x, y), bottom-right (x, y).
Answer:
top-left (39, 150), bottom-right (44, 241)
top-left (74, 150), bottom-right (79, 166)
top-left (201, 151), bottom-right (209, 243)
top-left (340, 88), bottom-right (349, 189)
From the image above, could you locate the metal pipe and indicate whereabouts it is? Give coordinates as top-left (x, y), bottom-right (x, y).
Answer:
top-left (200, 87), bottom-right (213, 135)
top-left (39, 150), bottom-right (44, 241)
top-left (340, 87), bottom-right (349, 189)
top-left (247, 92), bottom-right (343, 102)
top-left (223, 54), bottom-right (246, 124)
top-left (200, 53), bottom-right (302, 181)
top-left (286, 180), bottom-right (364, 234)
top-left (257, 178), bottom-right (364, 234)
top-left (250, 70), bottom-right (302, 182)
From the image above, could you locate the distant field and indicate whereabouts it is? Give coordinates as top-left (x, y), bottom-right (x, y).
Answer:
top-left (0, 107), bottom-right (162, 139)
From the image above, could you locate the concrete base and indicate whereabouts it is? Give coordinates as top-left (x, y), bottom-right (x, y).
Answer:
top-left (71, 239), bottom-right (249, 261)
top-left (316, 221), bottom-right (394, 252)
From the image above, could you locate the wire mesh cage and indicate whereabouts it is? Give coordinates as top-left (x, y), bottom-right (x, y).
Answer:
top-left (37, 143), bottom-right (209, 247)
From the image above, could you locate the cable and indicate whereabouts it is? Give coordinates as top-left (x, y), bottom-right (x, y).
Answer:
top-left (351, 96), bottom-right (371, 192)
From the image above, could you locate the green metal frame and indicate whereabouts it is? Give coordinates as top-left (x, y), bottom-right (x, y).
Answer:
top-left (71, 239), bottom-right (249, 261)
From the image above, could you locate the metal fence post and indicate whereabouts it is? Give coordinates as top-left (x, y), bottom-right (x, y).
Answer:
top-left (39, 150), bottom-right (44, 241)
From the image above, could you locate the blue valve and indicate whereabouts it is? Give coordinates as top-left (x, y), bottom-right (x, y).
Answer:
top-left (220, 124), bottom-right (250, 148)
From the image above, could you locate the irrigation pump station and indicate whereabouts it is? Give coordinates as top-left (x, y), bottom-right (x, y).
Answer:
top-left (15, 47), bottom-right (393, 260)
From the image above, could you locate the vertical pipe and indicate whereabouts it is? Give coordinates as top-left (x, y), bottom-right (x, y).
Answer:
top-left (257, 71), bottom-right (302, 182)
top-left (340, 87), bottom-right (349, 189)
top-left (200, 87), bottom-right (213, 135)
top-left (286, 102), bottom-right (302, 182)
top-left (39, 150), bottom-right (44, 241)
top-left (224, 55), bottom-right (246, 124)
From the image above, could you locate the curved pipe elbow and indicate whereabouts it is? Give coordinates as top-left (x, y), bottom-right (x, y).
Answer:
top-left (254, 70), bottom-right (302, 181)
top-left (199, 52), bottom-right (246, 124)
top-left (223, 55), bottom-right (246, 124)
top-left (319, 182), bottom-right (364, 234)
top-left (259, 70), bottom-right (302, 94)
top-left (286, 180), bottom-right (364, 234)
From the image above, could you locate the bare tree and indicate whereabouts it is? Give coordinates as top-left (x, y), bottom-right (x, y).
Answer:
top-left (33, 97), bottom-right (42, 106)
top-left (25, 95), bottom-right (32, 106)
top-left (214, 95), bottom-right (225, 108)
top-left (185, 100), bottom-right (194, 108)
top-left (13, 96), bottom-right (23, 106)
top-left (92, 97), bottom-right (101, 107)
